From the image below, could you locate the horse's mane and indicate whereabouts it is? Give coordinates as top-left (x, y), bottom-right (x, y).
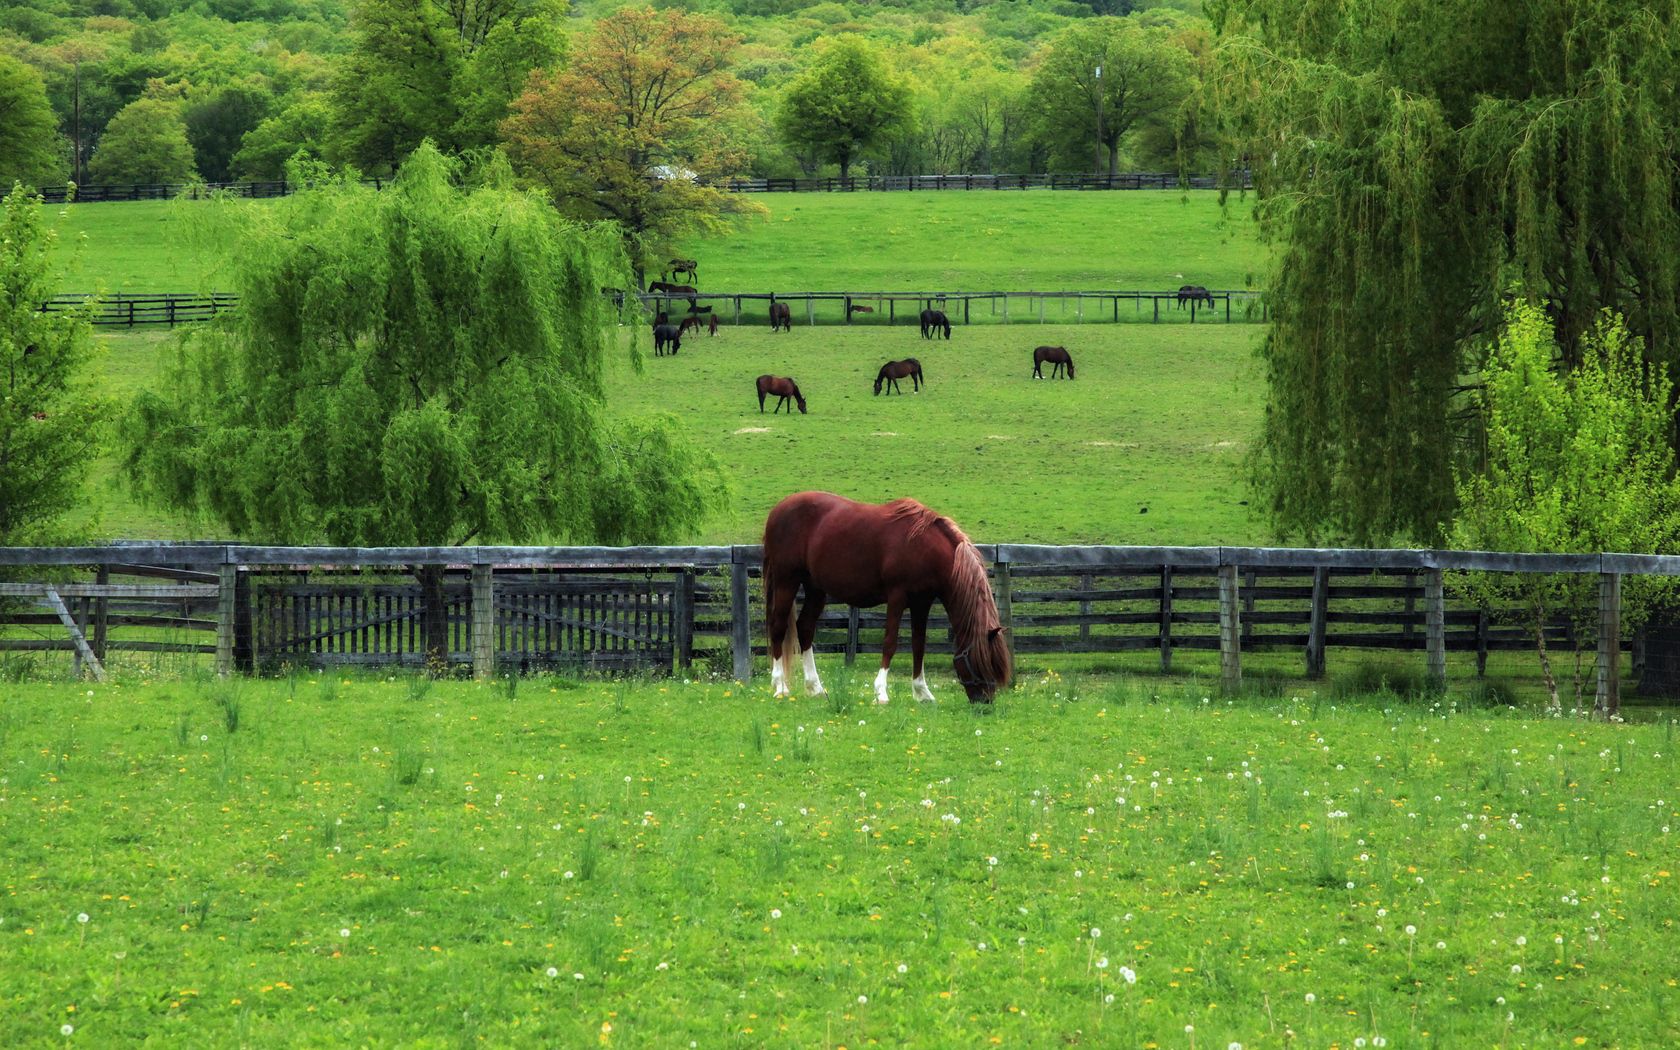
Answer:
top-left (883, 500), bottom-right (1011, 688)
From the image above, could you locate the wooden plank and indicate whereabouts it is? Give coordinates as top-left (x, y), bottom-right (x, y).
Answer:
top-left (1425, 569), bottom-right (1446, 687)
top-left (675, 570), bottom-right (695, 670)
top-left (0, 582), bottom-right (219, 598)
top-left (42, 587), bottom-right (106, 682)
top-left (1218, 564), bottom-right (1240, 692)
top-left (731, 551), bottom-right (752, 680)
top-left (1597, 572), bottom-right (1621, 719)
top-left (472, 564), bottom-right (494, 680)
top-left (1306, 567), bottom-right (1328, 678)
top-left (0, 640), bottom-right (215, 654)
top-left (216, 563), bottom-right (236, 677)
top-left (1159, 565), bottom-right (1172, 673)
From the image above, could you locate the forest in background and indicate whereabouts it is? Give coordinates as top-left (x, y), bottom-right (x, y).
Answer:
top-left (0, 0), bottom-right (1212, 189)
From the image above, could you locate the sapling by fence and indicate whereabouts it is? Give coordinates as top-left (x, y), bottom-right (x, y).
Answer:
top-left (1451, 303), bottom-right (1680, 712)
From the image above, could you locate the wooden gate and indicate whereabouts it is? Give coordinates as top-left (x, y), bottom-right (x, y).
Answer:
top-left (253, 572), bottom-right (677, 672)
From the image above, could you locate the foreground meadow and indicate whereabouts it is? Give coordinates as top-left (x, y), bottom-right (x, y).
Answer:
top-left (1, 670), bottom-right (1675, 1047)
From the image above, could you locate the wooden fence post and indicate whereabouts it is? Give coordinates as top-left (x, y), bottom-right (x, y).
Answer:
top-left (845, 606), bottom-right (860, 666)
top-left (1159, 565), bottom-right (1173, 673)
top-left (1597, 572), bottom-right (1622, 719)
top-left (1306, 567), bottom-right (1328, 678)
top-left (1425, 568), bottom-right (1446, 688)
top-left (472, 563), bottom-right (494, 681)
top-left (994, 554), bottom-right (1015, 671)
top-left (674, 569), bottom-right (695, 671)
top-left (217, 559), bottom-right (237, 678)
top-left (731, 549), bottom-right (752, 681)
top-left (93, 564), bottom-right (109, 664)
top-left (1218, 563), bottom-right (1241, 692)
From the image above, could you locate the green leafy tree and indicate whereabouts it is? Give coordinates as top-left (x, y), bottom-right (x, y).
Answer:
top-left (1212, 0), bottom-right (1680, 544)
top-left (121, 145), bottom-right (729, 660)
top-left (502, 6), bottom-right (763, 286)
top-left (1025, 17), bottom-right (1193, 175)
top-left (87, 95), bottom-right (198, 184)
top-left (451, 11), bottom-right (565, 149)
top-left (0, 184), bottom-right (110, 544)
top-left (775, 38), bottom-right (911, 181)
top-left (0, 54), bottom-right (65, 190)
top-left (231, 93), bottom-right (333, 179)
top-left (1450, 302), bottom-right (1680, 716)
top-left (184, 80), bottom-right (273, 183)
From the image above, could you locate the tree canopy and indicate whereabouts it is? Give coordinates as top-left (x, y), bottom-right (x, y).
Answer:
top-left (775, 38), bottom-right (911, 181)
top-left (121, 143), bottom-right (729, 547)
top-left (0, 184), bottom-right (109, 544)
top-left (87, 95), bottom-right (199, 184)
top-left (1211, 0), bottom-right (1680, 544)
top-left (0, 54), bottom-right (64, 190)
top-left (502, 6), bottom-right (763, 284)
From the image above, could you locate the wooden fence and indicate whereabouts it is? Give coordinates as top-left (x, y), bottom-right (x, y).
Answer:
top-left (42, 289), bottom-right (1266, 329)
top-left (28, 171), bottom-right (1251, 205)
top-left (0, 543), bottom-right (1663, 714)
top-left (40, 293), bottom-right (238, 328)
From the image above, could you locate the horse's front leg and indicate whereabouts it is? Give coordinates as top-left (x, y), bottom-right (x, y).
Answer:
top-left (909, 597), bottom-right (936, 702)
top-left (876, 594), bottom-right (906, 705)
top-left (766, 575), bottom-right (799, 698)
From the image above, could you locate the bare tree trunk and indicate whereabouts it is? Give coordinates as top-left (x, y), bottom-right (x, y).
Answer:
top-left (1534, 605), bottom-right (1560, 713)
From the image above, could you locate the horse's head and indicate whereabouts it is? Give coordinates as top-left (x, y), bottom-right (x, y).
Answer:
top-left (795, 392), bottom-right (808, 414)
top-left (955, 626), bottom-right (1012, 703)
top-left (873, 375), bottom-right (883, 395)
top-left (1066, 358), bottom-right (1075, 379)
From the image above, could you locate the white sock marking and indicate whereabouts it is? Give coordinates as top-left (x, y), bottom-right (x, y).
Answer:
top-left (874, 667), bottom-right (890, 705)
top-left (802, 647), bottom-right (825, 695)
top-left (771, 655), bottom-right (789, 697)
top-left (912, 674), bottom-right (935, 703)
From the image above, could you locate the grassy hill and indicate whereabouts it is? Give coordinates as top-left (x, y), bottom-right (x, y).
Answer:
top-left (66, 190), bottom-right (1268, 543)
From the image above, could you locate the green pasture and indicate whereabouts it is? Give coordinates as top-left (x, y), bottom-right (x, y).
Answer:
top-left (0, 671), bottom-right (1674, 1046)
top-left (48, 190), bottom-right (1262, 296)
top-left (83, 321), bottom-right (1265, 544)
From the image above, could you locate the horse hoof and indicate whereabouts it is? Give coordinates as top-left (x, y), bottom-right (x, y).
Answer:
top-left (874, 697), bottom-right (890, 706)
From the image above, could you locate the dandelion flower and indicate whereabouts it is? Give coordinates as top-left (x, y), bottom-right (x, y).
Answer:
top-left (1119, 966), bottom-right (1136, 984)
top-left (1089, 926), bottom-right (1101, 939)
top-left (546, 967), bottom-right (559, 978)
top-left (770, 909), bottom-right (782, 920)
top-left (62, 1025), bottom-right (74, 1036)
top-left (857, 995), bottom-right (868, 1005)
top-left (77, 914), bottom-right (89, 924)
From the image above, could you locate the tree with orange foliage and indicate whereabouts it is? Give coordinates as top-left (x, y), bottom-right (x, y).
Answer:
top-left (501, 6), bottom-right (763, 287)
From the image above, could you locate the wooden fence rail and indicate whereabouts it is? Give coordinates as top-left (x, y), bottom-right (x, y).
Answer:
top-left (2, 543), bottom-right (1671, 715)
top-left (27, 171), bottom-right (1252, 205)
top-left (43, 289), bottom-right (1266, 328)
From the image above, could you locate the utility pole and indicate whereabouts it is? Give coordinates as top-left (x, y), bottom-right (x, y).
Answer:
top-left (1093, 64), bottom-right (1104, 176)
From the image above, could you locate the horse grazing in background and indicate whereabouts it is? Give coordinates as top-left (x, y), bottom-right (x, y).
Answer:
top-left (664, 258), bottom-right (697, 284)
top-left (649, 281), bottom-right (697, 297)
top-left (653, 323), bottom-right (682, 356)
top-left (1177, 284), bottom-right (1213, 309)
top-left (756, 374), bottom-right (807, 414)
top-left (769, 302), bottom-right (793, 332)
top-left (874, 358), bottom-right (924, 395)
top-left (762, 491), bottom-right (1012, 705)
top-left (707, 313), bottom-right (719, 336)
top-left (919, 308), bottom-right (951, 339)
top-left (678, 315), bottom-right (704, 337)
top-left (850, 303), bottom-right (875, 314)
top-left (1032, 345), bottom-right (1075, 379)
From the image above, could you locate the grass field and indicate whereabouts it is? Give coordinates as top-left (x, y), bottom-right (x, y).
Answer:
top-left (49, 191), bottom-right (1263, 296)
top-left (1, 671), bottom-right (1674, 1046)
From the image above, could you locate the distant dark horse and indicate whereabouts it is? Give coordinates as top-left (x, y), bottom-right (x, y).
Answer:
top-left (653, 323), bottom-right (682, 356)
top-left (1032, 345), bottom-right (1074, 379)
top-left (874, 358), bottom-right (924, 395)
top-left (664, 258), bottom-right (697, 284)
top-left (757, 374), bottom-right (807, 414)
top-left (919, 308), bottom-right (951, 339)
top-left (707, 313), bottom-right (719, 336)
top-left (762, 491), bottom-right (1012, 704)
top-left (1176, 284), bottom-right (1214, 309)
top-left (678, 315), bottom-right (704, 337)
top-left (649, 281), bottom-right (697, 297)
top-left (769, 302), bottom-right (793, 332)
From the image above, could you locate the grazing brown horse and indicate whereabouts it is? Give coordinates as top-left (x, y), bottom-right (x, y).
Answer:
top-left (707, 313), bottom-right (719, 336)
top-left (769, 302), bottom-right (792, 332)
top-left (874, 358), bottom-right (924, 395)
top-left (850, 303), bottom-right (875, 314)
top-left (678, 314), bottom-right (704, 336)
top-left (757, 374), bottom-right (806, 414)
top-left (649, 281), bottom-right (697, 297)
top-left (664, 258), bottom-right (697, 283)
top-left (919, 308), bottom-right (951, 339)
top-left (1176, 284), bottom-right (1214, 308)
top-left (1032, 345), bottom-right (1075, 379)
top-left (762, 491), bottom-right (1012, 704)
top-left (653, 323), bottom-right (682, 356)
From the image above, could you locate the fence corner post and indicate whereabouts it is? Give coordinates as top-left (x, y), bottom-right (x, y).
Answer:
top-left (993, 550), bottom-right (1015, 673)
top-left (1425, 567), bottom-right (1446, 689)
top-left (1306, 566), bottom-right (1328, 678)
top-left (1597, 571), bottom-right (1622, 719)
top-left (731, 547), bottom-right (752, 681)
top-left (1159, 564), bottom-right (1174, 673)
top-left (471, 563), bottom-right (495, 681)
top-left (216, 555), bottom-right (237, 678)
top-left (1218, 561), bottom-right (1241, 693)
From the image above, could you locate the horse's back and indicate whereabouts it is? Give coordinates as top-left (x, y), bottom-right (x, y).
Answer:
top-left (764, 492), bottom-right (948, 604)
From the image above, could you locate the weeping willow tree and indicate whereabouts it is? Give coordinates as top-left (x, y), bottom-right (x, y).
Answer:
top-left (123, 143), bottom-right (730, 661)
top-left (1207, 0), bottom-right (1680, 544)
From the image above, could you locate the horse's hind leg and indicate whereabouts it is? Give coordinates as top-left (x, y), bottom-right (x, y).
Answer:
top-left (909, 597), bottom-right (936, 702)
top-left (795, 586), bottom-right (828, 696)
top-left (875, 594), bottom-right (906, 705)
top-left (765, 571), bottom-right (799, 698)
